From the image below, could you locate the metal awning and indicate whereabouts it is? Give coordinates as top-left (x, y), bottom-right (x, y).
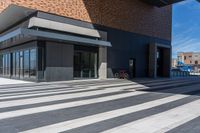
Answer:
top-left (0, 28), bottom-right (112, 47)
top-left (141, 0), bottom-right (184, 7)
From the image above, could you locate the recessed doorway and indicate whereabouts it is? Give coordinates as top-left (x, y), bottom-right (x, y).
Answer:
top-left (74, 46), bottom-right (98, 79)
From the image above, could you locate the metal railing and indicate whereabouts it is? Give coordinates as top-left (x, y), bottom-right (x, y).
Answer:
top-left (171, 71), bottom-right (200, 77)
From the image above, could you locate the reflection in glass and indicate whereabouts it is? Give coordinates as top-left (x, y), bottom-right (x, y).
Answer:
top-left (74, 51), bottom-right (98, 78)
top-left (16, 52), bottom-right (20, 78)
top-left (3, 54), bottom-right (5, 75)
top-left (24, 50), bottom-right (30, 78)
top-left (12, 53), bottom-right (16, 77)
top-left (0, 55), bottom-right (2, 75)
top-left (30, 49), bottom-right (36, 78)
top-left (2, 54), bottom-right (10, 76)
top-left (1, 48), bottom-right (37, 79)
top-left (20, 51), bottom-right (23, 78)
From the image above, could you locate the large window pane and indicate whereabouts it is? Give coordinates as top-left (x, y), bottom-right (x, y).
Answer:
top-left (0, 54), bottom-right (3, 75)
top-left (16, 52), bottom-right (20, 78)
top-left (7, 54), bottom-right (10, 76)
top-left (2, 54), bottom-right (11, 76)
top-left (20, 51), bottom-right (24, 78)
top-left (3, 54), bottom-right (6, 76)
top-left (30, 49), bottom-right (36, 78)
top-left (24, 50), bottom-right (30, 78)
top-left (12, 53), bottom-right (16, 77)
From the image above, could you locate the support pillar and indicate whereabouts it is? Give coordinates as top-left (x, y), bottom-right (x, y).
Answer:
top-left (148, 43), bottom-right (157, 78)
top-left (99, 47), bottom-right (107, 79)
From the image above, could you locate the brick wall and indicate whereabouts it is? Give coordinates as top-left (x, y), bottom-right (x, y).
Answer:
top-left (0, 0), bottom-right (172, 40)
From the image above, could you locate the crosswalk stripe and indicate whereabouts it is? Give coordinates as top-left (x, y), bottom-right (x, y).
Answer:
top-left (0, 82), bottom-right (134, 93)
top-left (102, 99), bottom-right (200, 133)
top-left (0, 85), bottom-right (137, 108)
top-left (0, 81), bottom-right (198, 108)
top-left (20, 94), bottom-right (188, 133)
top-left (0, 85), bottom-right (71, 93)
top-left (0, 83), bottom-right (139, 101)
top-left (0, 82), bottom-right (137, 97)
top-left (0, 91), bottom-right (146, 120)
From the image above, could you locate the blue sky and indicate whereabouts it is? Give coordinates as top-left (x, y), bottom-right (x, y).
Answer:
top-left (172, 0), bottom-right (200, 58)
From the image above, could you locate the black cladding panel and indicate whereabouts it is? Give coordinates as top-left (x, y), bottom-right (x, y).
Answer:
top-left (141, 0), bottom-right (184, 7)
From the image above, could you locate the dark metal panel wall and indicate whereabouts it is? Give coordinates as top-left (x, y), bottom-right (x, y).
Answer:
top-left (102, 26), bottom-right (171, 77)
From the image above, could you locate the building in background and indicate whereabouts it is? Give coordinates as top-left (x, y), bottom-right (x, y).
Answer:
top-left (172, 58), bottom-right (178, 68)
top-left (178, 52), bottom-right (200, 65)
top-left (0, 0), bottom-right (184, 81)
top-left (177, 52), bottom-right (200, 72)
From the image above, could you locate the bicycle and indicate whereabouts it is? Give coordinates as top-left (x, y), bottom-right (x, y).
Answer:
top-left (114, 70), bottom-right (129, 79)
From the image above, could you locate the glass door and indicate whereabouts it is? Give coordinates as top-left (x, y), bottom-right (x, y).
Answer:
top-left (74, 50), bottom-right (98, 79)
top-left (19, 51), bottom-right (24, 79)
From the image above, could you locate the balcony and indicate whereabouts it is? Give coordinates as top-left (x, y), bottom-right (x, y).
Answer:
top-left (141, 0), bottom-right (184, 7)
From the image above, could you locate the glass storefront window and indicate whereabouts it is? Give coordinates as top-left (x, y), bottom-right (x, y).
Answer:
top-left (3, 54), bottom-right (6, 76)
top-left (20, 51), bottom-right (24, 78)
top-left (1, 48), bottom-right (37, 79)
top-left (16, 52), bottom-right (20, 78)
top-left (2, 54), bottom-right (10, 76)
top-left (12, 53), bottom-right (16, 77)
top-left (8, 54), bottom-right (10, 76)
top-left (0, 55), bottom-right (3, 75)
top-left (24, 50), bottom-right (30, 78)
top-left (30, 49), bottom-right (36, 78)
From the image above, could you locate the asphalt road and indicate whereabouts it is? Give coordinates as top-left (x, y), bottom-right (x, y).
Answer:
top-left (0, 78), bottom-right (200, 133)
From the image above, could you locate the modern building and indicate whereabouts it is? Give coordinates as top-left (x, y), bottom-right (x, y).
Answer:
top-left (177, 52), bottom-right (200, 73)
top-left (0, 0), bottom-right (184, 82)
top-left (178, 52), bottom-right (200, 65)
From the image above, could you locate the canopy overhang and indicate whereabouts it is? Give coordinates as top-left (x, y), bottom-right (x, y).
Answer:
top-left (0, 28), bottom-right (112, 47)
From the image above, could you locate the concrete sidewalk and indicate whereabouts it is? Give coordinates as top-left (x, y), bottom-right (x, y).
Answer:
top-left (0, 78), bottom-right (32, 86)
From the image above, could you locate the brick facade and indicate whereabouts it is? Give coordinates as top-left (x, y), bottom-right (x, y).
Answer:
top-left (0, 0), bottom-right (172, 40)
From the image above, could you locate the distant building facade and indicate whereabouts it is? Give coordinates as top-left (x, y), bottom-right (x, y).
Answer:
top-left (177, 52), bottom-right (200, 72)
top-left (178, 52), bottom-right (200, 65)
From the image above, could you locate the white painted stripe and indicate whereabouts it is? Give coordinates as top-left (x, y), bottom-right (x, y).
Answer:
top-left (0, 81), bottom-right (132, 92)
top-left (154, 116), bottom-right (198, 133)
top-left (20, 94), bottom-right (188, 133)
top-left (0, 82), bottom-right (138, 100)
top-left (102, 99), bottom-right (200, 133)
top-left (0, 91), bottom-right (146, 120)
top-left (0, 82), bottom-right (136, 97)
top-left (0, 84), bottom-right (70, 92)
top-left (0, 85), bottom-right (137, 108)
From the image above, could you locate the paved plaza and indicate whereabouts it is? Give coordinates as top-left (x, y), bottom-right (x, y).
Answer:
top-left (0, 78), bottom-right (32, 85)
top-left (0, 78), bottom-right (200, 133)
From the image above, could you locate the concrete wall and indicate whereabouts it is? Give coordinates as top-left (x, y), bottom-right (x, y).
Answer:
top-left (45, 42), bottom-right (74, 81)
top-left (0, 0), bottom-right (172, 40)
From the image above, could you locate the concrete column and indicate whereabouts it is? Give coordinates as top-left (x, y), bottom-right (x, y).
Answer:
top-left (45, 42), bottom-right (74, 81)
top-left (99, 47), bottom-right (107, 79)
top-left (148, 43), bottom-right (157, 78)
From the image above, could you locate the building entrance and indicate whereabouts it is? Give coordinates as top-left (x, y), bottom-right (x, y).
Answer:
top-left (74, 46), bottom-right (98, 79)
